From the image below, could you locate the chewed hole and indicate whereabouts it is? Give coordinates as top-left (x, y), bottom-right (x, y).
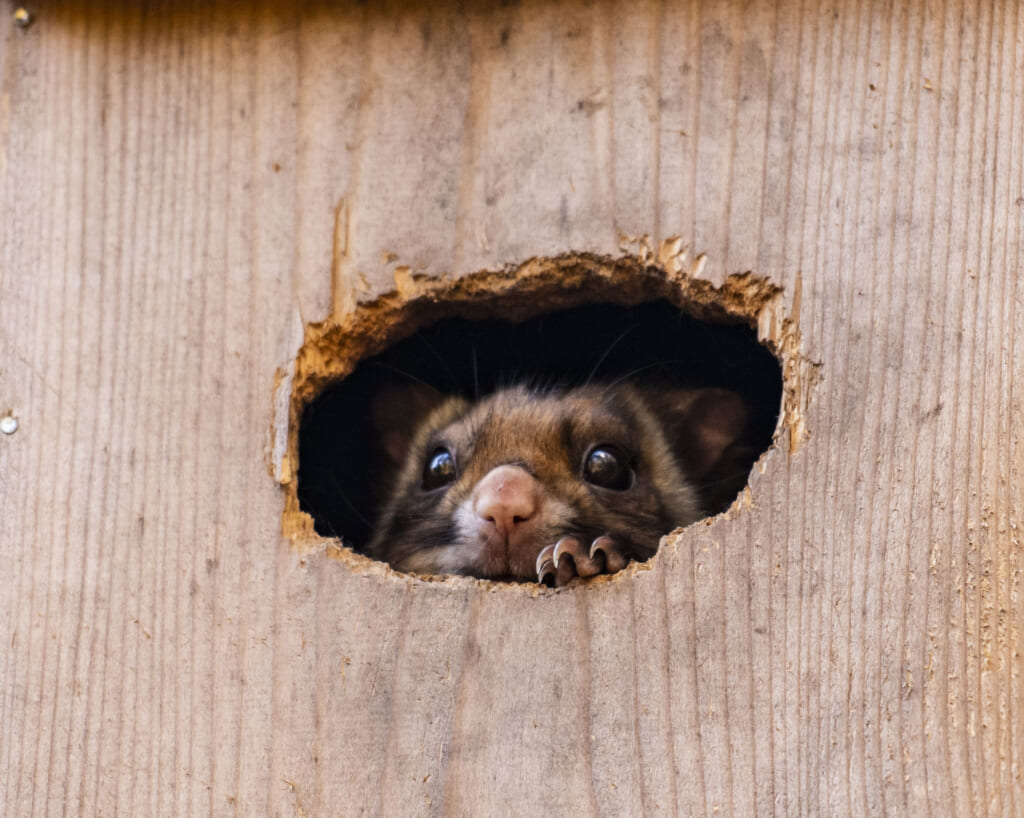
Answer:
top-left (296, 299), bottom-right (783, 581)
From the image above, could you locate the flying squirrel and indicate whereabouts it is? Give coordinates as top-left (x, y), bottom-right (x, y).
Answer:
top-left (366, 381), bottom-right (752, 586)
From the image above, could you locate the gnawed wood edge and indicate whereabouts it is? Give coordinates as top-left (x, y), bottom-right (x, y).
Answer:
top-left (269, 242), bottom-right (818, 585)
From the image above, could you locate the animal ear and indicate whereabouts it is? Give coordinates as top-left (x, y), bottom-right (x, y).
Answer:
top-left (641, 387), bottom-right (753, 502)
top-left (370, 381), bottom-right (450, 469)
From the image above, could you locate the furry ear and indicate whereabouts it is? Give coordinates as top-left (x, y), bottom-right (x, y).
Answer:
top-left (370, 381), bottom-right (450, 469)
top-left (640, 387), bottom-right (754, 508)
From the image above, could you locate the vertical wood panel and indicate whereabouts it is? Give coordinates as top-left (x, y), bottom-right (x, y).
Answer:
top-left (0, 0), bottom-right (1021, 815)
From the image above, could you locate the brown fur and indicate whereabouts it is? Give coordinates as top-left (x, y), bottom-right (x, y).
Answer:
top-left (367, 383), bottom-right (748, 582)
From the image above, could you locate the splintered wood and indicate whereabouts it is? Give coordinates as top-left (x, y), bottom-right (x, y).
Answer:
top-left (0, 1), bottom-right (1020, 816)
top-left (275, 251), bottom-right (801, 545)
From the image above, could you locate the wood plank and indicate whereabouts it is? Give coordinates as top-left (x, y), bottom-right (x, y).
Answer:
top-left (0, 0), bottom-right (1020, 815)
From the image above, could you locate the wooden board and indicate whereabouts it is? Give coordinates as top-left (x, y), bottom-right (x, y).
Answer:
top-left (0, 0), bottom-right (1020, 814)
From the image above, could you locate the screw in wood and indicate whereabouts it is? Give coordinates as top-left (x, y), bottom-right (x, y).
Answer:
top-left (0, 415), bottom-right (19, 435)
top-left (13, 8), bottom-right (32, 28)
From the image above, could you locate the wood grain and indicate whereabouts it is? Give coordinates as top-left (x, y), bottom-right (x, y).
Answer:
top-left (0, 0), bottom-right (1021, 815)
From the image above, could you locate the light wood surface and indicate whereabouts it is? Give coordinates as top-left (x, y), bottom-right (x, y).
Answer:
top-left (0, 1), bottom-right (1021, 815)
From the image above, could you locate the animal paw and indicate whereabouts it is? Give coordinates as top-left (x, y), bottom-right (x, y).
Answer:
top-left (535, 535), bottom-right (633, 587)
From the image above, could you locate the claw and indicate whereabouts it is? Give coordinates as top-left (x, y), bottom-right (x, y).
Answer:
top-left (553, 536), bottom-right (580, 567)
top-left (536, 544), bottom-right (557, 586)
top-left (555, 553), bottom-right (579, 587)
top-left (552, 537), bottom-right (584, 586)
top-left (536, 544), bottom-right (556, 575)
top-left (539, 534), bottom-right (633, 585)
top-left (555, 535), bottom-right (601, 578)
top-left (585, 544), bottom-right (607, 575)
top-left (590, 535), bottom-right (628, 573)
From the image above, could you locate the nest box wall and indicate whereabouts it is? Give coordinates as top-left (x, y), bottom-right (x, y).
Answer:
top-left (0, 1), bottom-right (1021, 816)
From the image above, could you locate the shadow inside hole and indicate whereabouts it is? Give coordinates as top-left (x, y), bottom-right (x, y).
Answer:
top-left (298, 301), bottom-right (782, 549)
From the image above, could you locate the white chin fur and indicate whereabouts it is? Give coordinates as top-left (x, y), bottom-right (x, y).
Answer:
top-left (401, 542), bottom-right (494, 576)
top-left (403, 497), bottom-right (580, 577)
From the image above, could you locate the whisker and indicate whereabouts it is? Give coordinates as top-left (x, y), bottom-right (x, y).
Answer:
top-left (599, 361), bottom-right (668, 394)
top-left (411, 330), bottom-right (461, 390)
top-left (471, 345), bottom-right (479, 400)
top-left (371, 361), bottom-right (437, 391)
top-left (584, 324), bottom-right (639, 387)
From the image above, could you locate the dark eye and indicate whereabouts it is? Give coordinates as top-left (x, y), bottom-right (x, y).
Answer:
top-left (422, 447), bottom-right (457, 490)
top-left (582, 445), bottom-right (633, 490)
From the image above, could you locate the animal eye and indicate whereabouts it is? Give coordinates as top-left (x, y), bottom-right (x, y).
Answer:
top-left (582, 445), bottom-right (633, 490)
top-left (422, 447), bottom-right (457, 490)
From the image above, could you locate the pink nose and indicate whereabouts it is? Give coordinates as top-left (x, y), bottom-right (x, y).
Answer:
top-left (473, 465), bottom-right (538, 538)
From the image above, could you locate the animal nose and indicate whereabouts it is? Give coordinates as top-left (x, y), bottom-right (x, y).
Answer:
top-left (473, 465), bottom-right (538, 538)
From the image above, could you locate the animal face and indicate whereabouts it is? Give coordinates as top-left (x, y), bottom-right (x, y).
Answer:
top-left (368, 383), bottom-right (748, 583)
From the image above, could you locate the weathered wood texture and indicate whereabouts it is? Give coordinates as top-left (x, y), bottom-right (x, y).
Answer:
top-left (0, 0), bottom-right (1021, 815)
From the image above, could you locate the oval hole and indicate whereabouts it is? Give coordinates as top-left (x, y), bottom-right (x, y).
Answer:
top-left (296, 299), bottom-right (782, 574)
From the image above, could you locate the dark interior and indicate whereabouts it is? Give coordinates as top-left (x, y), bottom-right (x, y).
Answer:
top-left (297, 300), bottom-right (783, 548)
